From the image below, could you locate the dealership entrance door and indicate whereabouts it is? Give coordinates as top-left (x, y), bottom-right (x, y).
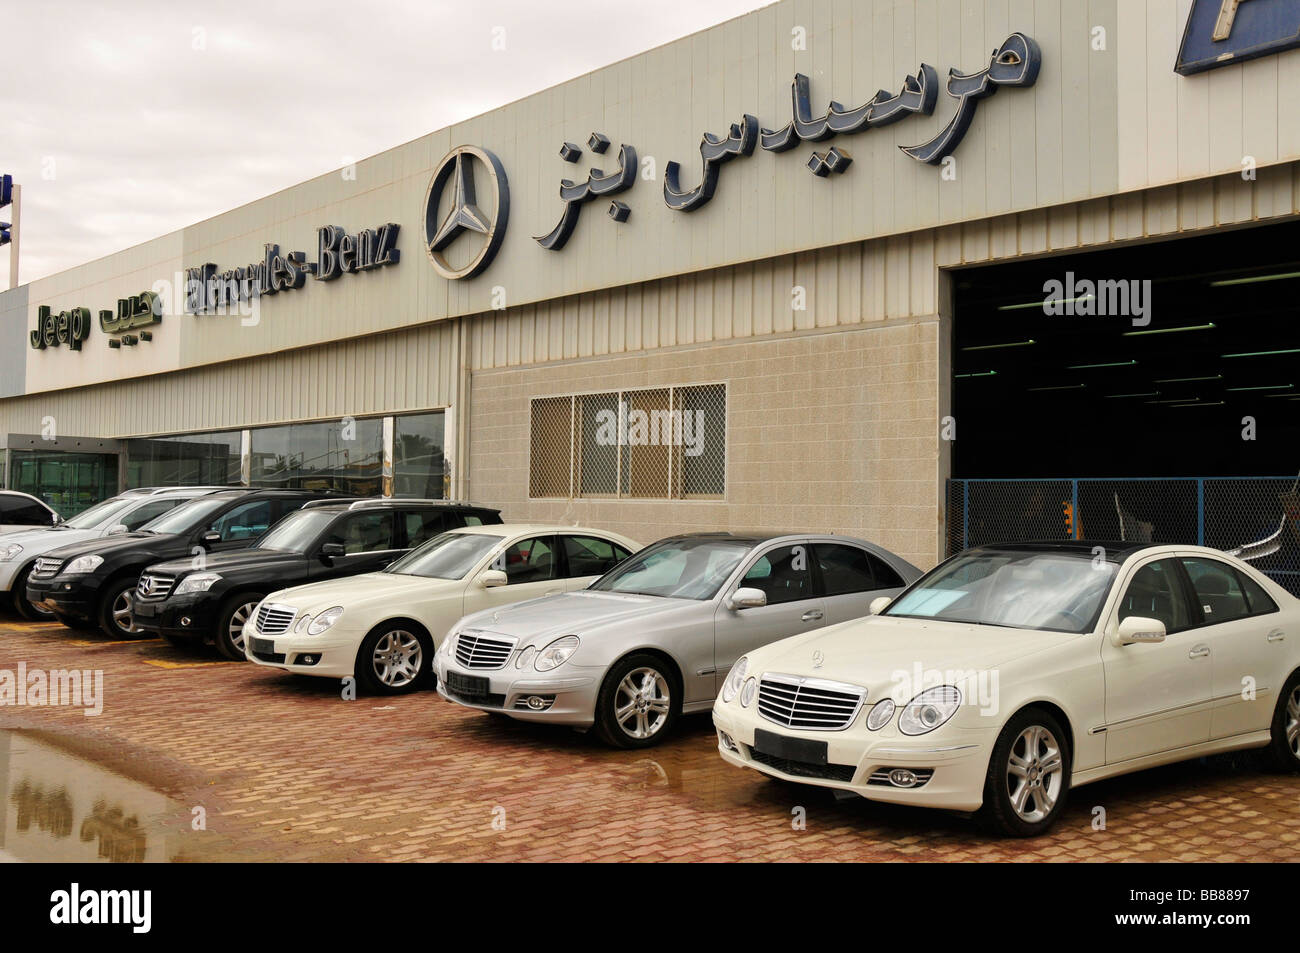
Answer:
top-left (948, 221), bottom-right (1300, 594)
top-left (2, 435), bottom-right (121, 519)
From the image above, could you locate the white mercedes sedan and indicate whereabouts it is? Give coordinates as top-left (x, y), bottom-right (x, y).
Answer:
top-left (712, 541), bottom-right (1300, 836)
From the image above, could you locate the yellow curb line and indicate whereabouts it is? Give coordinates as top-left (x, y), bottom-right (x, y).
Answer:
top-left (69, 638), bottom-right (163, 647)
top-left (142, 659), bottom-right (240, 669)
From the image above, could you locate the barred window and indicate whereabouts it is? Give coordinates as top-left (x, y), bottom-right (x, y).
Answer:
top-left (529, 384), bottom-right (726, 500)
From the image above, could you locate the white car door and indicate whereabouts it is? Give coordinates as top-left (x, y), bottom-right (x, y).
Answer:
top-left (1101, 556), bottom-right (1211, 763)
top-left (463, 534), bottom-right (566, 616)
top-left (1179, 555), bottom-right (1283, 740)
top-left (812, 541), bottom-right (909, 625)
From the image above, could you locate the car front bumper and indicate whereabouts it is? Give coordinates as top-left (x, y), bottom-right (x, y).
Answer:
top-left (25, 573), bottom-right (101, 621)
top-left (0, 558), bottom-right (23, 594)
top-left (242, 620), bottom-right (362, 679)
top-left (711, 703), bottom-right (993, 812)
top-left (433, 654), bottom-right (602, 726)
top-left (130, 592), bottom-right (220, 640)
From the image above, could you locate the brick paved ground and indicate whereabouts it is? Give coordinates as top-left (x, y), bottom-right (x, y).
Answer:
top-left (2, 616), bottom-right (1298, 862)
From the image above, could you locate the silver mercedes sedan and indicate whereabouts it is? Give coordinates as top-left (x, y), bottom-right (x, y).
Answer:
top-left (434, 532), bottom-right (922, 748)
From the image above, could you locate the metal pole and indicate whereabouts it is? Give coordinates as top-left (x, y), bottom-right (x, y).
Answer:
top-left (8, 184), bottom-right (19, 290)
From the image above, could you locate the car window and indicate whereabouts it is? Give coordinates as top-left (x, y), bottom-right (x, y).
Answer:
top-left (561, 535), bottom-right (627, 578)
top-left (403, 510), bottom-right (447, 547)
top-left (0, 497), bottom-right (54, 526)
top-left (1117, 559), bottom-right (1191, 634)
top-left (814, 543), bottom-right (902, 595)
top-left (209, 500), bottom-right (276, 542)
top-left (741, 545), bottom-right (814, 605)
top-left (324, 512), bottom-right (396, 554)
top-left (119, 499), bottom-right (183, 532)
top-left (461, 515), bottom-right (484, 526)
top-left (494, 536), bottom-right (556, 584)
top-left (1180, 557), bottom-right (1251, 626)
top-left (1238, 570), bottom-right (1280, 616)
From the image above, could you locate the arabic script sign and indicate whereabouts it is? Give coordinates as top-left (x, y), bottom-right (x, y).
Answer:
top-left (1176, 0), bottom-right (1300, 75)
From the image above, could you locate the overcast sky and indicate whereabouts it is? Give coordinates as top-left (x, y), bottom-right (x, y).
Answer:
top-left (3, 0), bottom-right (772, 283)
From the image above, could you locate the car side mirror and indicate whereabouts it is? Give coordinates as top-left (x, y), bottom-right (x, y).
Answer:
top-left (479, 569), bottom-right (508, 589)
top-left (51, 513), bottom-right (61, 526)
top-left (1115, 616), bottom-right (1166, 647)
top-left (868, 596), bottom-right (893, 616)
top-left (727, 587), bottom-right (767, 610)
top-left (200, 531), bottom-right (221, 547)
top-left (107, 524), bottom-right (129, 536)
top-left (320, 542), bottom-right (346, 559)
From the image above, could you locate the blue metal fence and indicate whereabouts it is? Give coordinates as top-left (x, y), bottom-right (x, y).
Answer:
top-left (946, 476), bottom-right (1300, 596)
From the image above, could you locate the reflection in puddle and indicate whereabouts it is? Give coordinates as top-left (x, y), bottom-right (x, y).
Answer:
top-left (1, 730), bottom-right (177, 862)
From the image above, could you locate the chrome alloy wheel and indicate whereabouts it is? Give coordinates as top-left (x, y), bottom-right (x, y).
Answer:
top-left (112, 590), bottom-right (142, 635)
top-left (613, 667), bottom-right (671, 740)
top-left (1287, 686), bottom-right (1300, 760)
top-left (1005, 724), bottom-right (1064, 823)
top-left (371, 629), bottom-right (423, 688)
top-left (228, 601), bottom-right (257, 654)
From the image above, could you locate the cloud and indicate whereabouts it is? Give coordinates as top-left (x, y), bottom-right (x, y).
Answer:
top-left (5, 0), bottom-right (772, 281)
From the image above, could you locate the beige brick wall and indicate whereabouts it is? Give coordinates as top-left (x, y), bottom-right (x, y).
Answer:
top-left (468, 319), bottom-right (944, 570)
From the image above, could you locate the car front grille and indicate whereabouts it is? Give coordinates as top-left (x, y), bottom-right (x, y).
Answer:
top-left (750, 749), bottom-right (857, 783)
top-left (254, 603), bottom-right (296, 636)
top-left (32, 557), bottom-right (63, 578)
top-left (135, 573), bottom-right (176, 601)
top-left (757, 674), bottom-right (866, 731)
top-left (453, 631), bottom-right (517, 670)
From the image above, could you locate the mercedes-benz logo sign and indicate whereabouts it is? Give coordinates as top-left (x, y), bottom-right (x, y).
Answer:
top-left (423, 144), bottom-right (510, 280)
top-left (811, 650), bottom-right (824, 669)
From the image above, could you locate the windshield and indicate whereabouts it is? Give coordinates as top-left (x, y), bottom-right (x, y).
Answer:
top-left (883, 551), bottom-right (1118, 634)
top-left (385, 532), bottom-right (501, 579)
top-left (255, 509), bottom-right (335, 553)
top-left (137, 497), bottom-right (230, 535)
top-left (590, 538), bottom-right (750, 600)
top-left (61, 497), bottom-right (136, 530)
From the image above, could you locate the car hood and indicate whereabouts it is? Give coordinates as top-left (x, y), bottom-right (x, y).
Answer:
top-left (457, 589), bottom-right (701, 642)
top-left (148, 549), bottom-right (305, 577)
top-left (43, 531), bottom-right (179, 561)
top-left (1, 527), bottom-right (97, 549)
top-left (267, 571), bottom-right (461, 613)
top-left (751, 615), bottom-right (1076, 697)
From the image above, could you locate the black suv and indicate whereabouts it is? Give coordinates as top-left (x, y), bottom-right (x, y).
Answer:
top-left (26, 488), bottom-right (342, 639)
top-left (131, 499), bottom-right (502, 659)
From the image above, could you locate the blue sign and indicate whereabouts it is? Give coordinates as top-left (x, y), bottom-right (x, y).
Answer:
top-left (1176, 0), bottom-right (1300, 75)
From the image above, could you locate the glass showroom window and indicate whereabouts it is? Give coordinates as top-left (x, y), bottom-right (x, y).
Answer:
top-left (250, 419), bottom-right (383, 496)
top-left (8, 450), bottom-right (118, 518)
top-left (529, 384), bottom-right (726, 500)
top-left (126, 431), bottom-right (241, 488)
top-left (394, 411), bottom-right (448, 498)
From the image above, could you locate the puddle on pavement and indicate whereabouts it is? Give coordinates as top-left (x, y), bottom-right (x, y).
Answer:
top-left (1, 729), bottom-right (195, 862)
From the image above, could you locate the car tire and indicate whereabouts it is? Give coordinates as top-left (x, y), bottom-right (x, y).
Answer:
top-left (213, 594), bottom-right (263, 660)
top-left (979, 707), bottom-right (1071, 837)
top-left (1264, 671), bottom-right (1300, 773)
top-left (593, 653), bottom-right (681, 749)
top-left (97, 578), bottom-right (145, 640)
top-left (355, 623), bottom-right (433, 695)
top-left (12, 565), bottom-right (55, 621)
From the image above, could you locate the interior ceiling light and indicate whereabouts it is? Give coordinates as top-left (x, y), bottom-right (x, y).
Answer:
top-left (961, 339), bottom-right (1035, 351)
top-left (1027, 384), bottom-right (1086, 392)
top-left (1169, 401), bottom-right (1225, 407)
top-left (1225, 383), bottom-right (1293, 392)
top-left (1122, 322), bottom-right (1215, 337)
top-left (1154, 374), bottom-right (1221, 383)
top-left (997, 294), bottom-right (1093, 312)
top-left (955, 370), bottom-right (997, 378)
top-left (1104, 391), bottom-right (1160, 399)
top-left (1223, 348), bottom-right (1300, 358)
top-left (1067, 359), bottom-right (1137, 370)
top-left (1146, 397), bottom-right (1200, 404)
top-left (1209, 270), bottom-right (1300, 287)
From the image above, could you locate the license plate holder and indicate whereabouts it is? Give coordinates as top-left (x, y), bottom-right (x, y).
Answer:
top-left (447, 671), bottom-right (490, 696)
top-left (249, 637), bottom-right (276, 655)
top-left (753, 728), bottom-right (828, 765)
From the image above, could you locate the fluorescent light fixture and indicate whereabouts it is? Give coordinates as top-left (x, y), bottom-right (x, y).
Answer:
top-left (1169, 401), bottom-right (1225, 407)
top-left (1154, 375), bottom-right (1221, 383)
top-left (1027, 384), bottom-right (1086, 392)
top-left (1104, 392), bottom-right (1160, 399)
top-left (1066, 359), bottom-right (1137, 370)
top-left (1146, 397), bottom-right (1201, 404)
top-left (1222, 348), bottom-right (1300, 359)
top-left (1122, 322), bottom-right (1215, 337)
top-left (1209, 270), bottom-right (1300, 287)
top-left (998, 294), bottom-right (1094, 312)
top-left (1225, 384), bottom-right (1293, 392)
top-left (961, 339), bottom-right (1035, 351)
top-left (955, 370), bottom-right (997, 378)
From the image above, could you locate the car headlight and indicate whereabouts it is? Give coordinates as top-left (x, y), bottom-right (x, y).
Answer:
top-left (534, 635), bottom-right (579, 672)
top-left (306, 606), bottom-right (344, 635)
top-left (438, 628), bottom-right (459, 657)
top-left (64, 555), bottom-right (103, 574)
top-left (898, 686), bottom-right (962, 736)
top-left (293, 613), bottom-right (311, 634)
top-left (721, 656), bottom-right (748, 703)
top-left (175, 572), bottom-right (221, 595)
top-left (740, 677), bottom-right (757, 707)
top-left (866, 698), bottom-right (895, 731)
top-left (0, 544), bottom-right (22, 562)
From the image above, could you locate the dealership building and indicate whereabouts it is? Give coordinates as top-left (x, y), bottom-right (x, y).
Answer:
top-left (2, 0), bottom-right (1299, 581)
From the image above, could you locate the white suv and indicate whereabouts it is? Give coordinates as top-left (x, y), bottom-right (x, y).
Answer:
top-left (0, 491), bottom-right (59, 536)
top-left (0, 486), bottom-right (226, 619)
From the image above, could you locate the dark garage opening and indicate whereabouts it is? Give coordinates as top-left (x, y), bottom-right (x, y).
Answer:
top-left (948, 220), bottom-right (1300, 591)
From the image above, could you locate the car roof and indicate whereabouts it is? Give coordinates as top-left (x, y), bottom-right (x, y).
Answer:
top-left (299, 498), bottom-right (498, 513)
top-left (447, 523), bottom-right (620, 537)
top-left (651, 530), bottom-right (862, 545)
top-left (968, 540), bottom-right (1159, 563)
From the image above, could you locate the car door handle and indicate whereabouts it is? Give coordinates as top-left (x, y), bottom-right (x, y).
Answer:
top-left (1189, 644), bottom-right (1211, 660)
top-left (801, 609), bottom-right (824, 622)
top-left (545, 589), bottom-right (562, 596)
top-left (1268, 629), bottom-right (1285, 643)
